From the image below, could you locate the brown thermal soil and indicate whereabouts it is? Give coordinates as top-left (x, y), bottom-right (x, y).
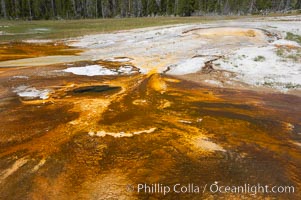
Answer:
top-left (0, 42), bottom-right (82, 62)
top-left (0, 45), bottom-right (300, 200)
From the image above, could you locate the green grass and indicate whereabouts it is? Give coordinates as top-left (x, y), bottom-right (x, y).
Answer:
top-left (1, 14), bottom-right (300, 43)
top-left (0, 16), bottom-right (241, 42)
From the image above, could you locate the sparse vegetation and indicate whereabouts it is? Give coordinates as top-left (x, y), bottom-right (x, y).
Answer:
top-left (275, 47), bottom-right (301, 62)
top-left (258, 81), bottom-right (301, 89)
top-left (286, 32), bottom-right (301, 45)
top-left (276, 48), bottom-right (285, 57)
top-left (263, 81), bottom-right (274, 87)
top-left (287, 54), bottom-right (300, 61)
top-left (285, 82), bottom-right (301, 89)
top-left (254, 55), bottom-right (266, 62)
top-left (237, 54), bottom-right (247, 60)
top-left (263, 81), bottom-right (301, 89)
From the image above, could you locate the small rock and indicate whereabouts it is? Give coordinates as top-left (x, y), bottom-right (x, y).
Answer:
top-left (197, 118), bottom-right (203, 123)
